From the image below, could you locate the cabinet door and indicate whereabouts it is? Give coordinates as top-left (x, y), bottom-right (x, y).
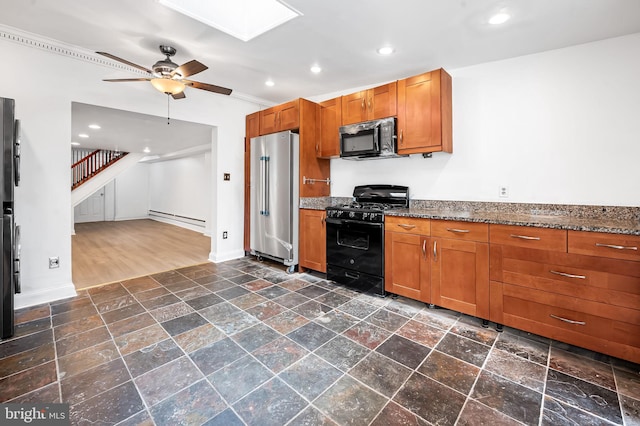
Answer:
top-left (431, 238), bottom-right (489, 319)
top-left (385, 231), bottom-right (430, 302)
top-left (318, 97), bottom-right (341, 158)
top-left (341, 91), bottom-right (368, 125)
top-left (370, 82), bottom-right (397, 120)
top-left (244, 112), bottom-right (260, 251)
top-left (397, 68), bottom-right (452, 154)
top-left (278, 99), bottom-right (300, 131)
top-left (259, 107), bottom-right (278, 135)
top-left (299, 209), bottom-right (326, 272)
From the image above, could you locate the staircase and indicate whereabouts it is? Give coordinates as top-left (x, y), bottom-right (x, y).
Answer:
top-left (71, 149), bottom-right (128, 190)
top-left (71, 149), bottom-right (145, 207)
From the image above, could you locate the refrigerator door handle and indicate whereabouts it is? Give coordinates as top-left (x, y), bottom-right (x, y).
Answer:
top-left (259, 156), bottom-right (264, 215)
top-left (262, 155), bottom-right (270, 216)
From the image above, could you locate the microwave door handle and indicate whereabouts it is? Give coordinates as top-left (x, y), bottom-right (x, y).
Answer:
top-left (374, 128), bottom-right (380, 152)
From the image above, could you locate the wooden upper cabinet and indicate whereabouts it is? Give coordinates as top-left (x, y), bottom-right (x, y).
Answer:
top-left (259, 99), bottom-right (300, 134)
top-left (397, 68), bottom-right (452, 155)
top-left (317, 97), bottom-right (341, 158)
top-left (341, 82), bottom-right (397, 125)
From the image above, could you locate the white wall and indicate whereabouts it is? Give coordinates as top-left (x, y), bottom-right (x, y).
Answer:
top-left (1, 31), bottom-right (259, 308)
top-left (324, 33), bottom-right (640, 207)
top-left (114, 163), bottom-right (150, 220)
top-left (148, 153), bottom-right (210, 232)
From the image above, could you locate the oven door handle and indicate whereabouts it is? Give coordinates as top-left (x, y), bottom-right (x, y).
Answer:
top-left (325, 218), bottom-right (383, 228)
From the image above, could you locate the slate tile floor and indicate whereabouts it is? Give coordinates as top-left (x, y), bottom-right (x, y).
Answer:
top-left (1, 257), bottom-right (639, 425)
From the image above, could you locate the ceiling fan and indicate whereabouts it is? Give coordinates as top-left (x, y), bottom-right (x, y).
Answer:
top-left (97, 45), bottom-right (232, 99)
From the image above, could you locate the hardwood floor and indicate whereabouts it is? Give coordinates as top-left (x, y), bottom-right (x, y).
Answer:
top-left (72, 219), bottom-right (211, 290)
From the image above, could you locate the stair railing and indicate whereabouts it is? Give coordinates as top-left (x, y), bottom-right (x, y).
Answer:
top-left (71, 149), bottom-right (128, 189)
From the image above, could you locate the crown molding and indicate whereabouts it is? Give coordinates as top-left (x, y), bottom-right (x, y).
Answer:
top-left (0, 23), bottom-right (147, 76)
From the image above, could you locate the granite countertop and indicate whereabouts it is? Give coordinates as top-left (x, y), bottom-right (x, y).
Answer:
top-left (385, 208), bottom-right (640, 236)
top-left (300, 197), bottom-right (640, 236)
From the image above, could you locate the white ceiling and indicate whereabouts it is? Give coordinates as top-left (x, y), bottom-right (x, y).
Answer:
top-left (71, 102), bottom-right (213, 156)
top-left (3, 0), bottom-right (640, 155)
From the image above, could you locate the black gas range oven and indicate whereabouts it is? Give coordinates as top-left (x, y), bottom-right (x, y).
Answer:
top-left (325, 185), bottom-right (409, 296)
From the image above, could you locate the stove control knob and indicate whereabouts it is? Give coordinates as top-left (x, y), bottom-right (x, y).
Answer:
top-left (349, 211), bottom-right (355, 218)
top-left (350, 259), bottom-right (355, 264)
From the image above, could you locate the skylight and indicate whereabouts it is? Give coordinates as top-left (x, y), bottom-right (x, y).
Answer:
top-left (158, 0), bottom-right (302, 42)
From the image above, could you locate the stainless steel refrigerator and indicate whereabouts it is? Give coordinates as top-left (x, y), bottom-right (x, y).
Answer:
top-left (1, 97), bottom-right (21, 340)
top-left (250, 131), bottom-right (299, 272)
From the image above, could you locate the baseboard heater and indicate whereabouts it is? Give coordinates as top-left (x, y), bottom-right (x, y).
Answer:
top-left (148, 210), bottom-right (205, 228)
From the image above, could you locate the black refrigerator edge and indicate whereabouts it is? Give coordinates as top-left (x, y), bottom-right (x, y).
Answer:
top-left (1, 96), bottom-right (21, 339)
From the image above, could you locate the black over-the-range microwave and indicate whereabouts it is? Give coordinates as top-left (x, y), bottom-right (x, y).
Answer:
top-left (339, 117), bottom-right (406, 160)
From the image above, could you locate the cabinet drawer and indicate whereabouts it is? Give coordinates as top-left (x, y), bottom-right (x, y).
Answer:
top-left (568, 231), bottom-right (640, 262)
top-left (431, 220), bottom-right (488, 242)
top-left (497, 249), bottom-right (640, 310)
top-left (385, 216), bottom-right (430, 235)
top-left (490, 224), bottom-right (567, 252)
top-left (499, 283), bottom-right (640, 350)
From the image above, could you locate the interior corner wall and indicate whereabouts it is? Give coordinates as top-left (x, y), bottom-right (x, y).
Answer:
top-left (148, 153), bottom-right (210, 232)
top-left (328, 33), bottom-right (640, 207)
top-left (114, 162), bottom-right (150, 221)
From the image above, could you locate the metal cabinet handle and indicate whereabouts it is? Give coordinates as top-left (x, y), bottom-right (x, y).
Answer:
top-left (361, 99), bottom-right (365, 110)
top-left (433, 240), bottom-right (437, 262)
top-left (510, 234), bottom-right (541, 241)
top-left (550, 270), bottom-right (586, 280)
top-left (447, 228), bottom-right (470, 233)
top-left (397, 224), bottom-right (416, 230)
top-left (399, 129), bottom-right (403, 145)
top-left (368, 99), bottom-right (372, 110)
top-left (422, 239), bottom-right (426, 259)
top-left (595, 243), bottom-right (638, 251)
top-left (550, 314), bottom-right (586, 326)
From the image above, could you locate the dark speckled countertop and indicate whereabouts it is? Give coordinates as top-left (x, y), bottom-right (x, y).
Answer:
top-left (300, 197), bottom-right (640, 236)
top-left (385, 208), bottom-right (640, 235)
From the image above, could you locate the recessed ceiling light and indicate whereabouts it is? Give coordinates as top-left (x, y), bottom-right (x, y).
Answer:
top-left (143, 147), bottom-right (151, 153)
top-left (489, 12), bottom-right (510, 25)
top-left (265, 80), bottom-right (275, 87)
top-left (88, 124), bottom-right (101, 130)
top-left (310, 65), bottom-right (322, 74)
top-left (78, 133), bottom-right (89, 138)
top-left (377, 46), bottom-right (395, 55)
top-left (71, 142), bottom-right (80, 146)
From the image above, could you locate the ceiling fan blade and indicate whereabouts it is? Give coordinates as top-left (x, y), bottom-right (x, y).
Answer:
top-left (174, 60), bottom-right (208, 78)
top-left (172, 91), bottom-right (186, 100)
top-left (102, 78), bottom-right (152, 82)
top-left (96, 51), bottom-right (152, 74)
top-left (184, 80), bottom-right (233, 95)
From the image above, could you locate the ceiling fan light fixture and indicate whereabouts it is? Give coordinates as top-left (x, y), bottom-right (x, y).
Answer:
top-left (151, 78), bottom-right (186, 95)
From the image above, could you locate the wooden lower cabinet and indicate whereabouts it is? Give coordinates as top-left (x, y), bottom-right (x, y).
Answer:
top-left (489, 238), bottom-right (640, 363)
top-left (384, 230), bottom-right (430, 302)
top-left (299, 209), bottom-right (326, 273)
top-left (432, 238), bottom-right (489, 319)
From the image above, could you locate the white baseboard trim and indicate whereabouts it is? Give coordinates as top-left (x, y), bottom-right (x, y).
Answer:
top-left (115, 215), bottom-right (151, 222)
top-left (209, 250), bottom-right (246, 263)
top-left (15, 283), bottom-right (77, 309)
top-left (149, 216), bottom-right (207, 234)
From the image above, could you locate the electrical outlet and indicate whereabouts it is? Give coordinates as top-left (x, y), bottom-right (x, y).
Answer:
top-left (222, 231), bottom-right (228, 239)
top-left (223, 173), bottom-right (230, 181)
top-left (499, 186), bottom-right (509, 198)
top-left (49, 257), bottom-right (60, 269)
